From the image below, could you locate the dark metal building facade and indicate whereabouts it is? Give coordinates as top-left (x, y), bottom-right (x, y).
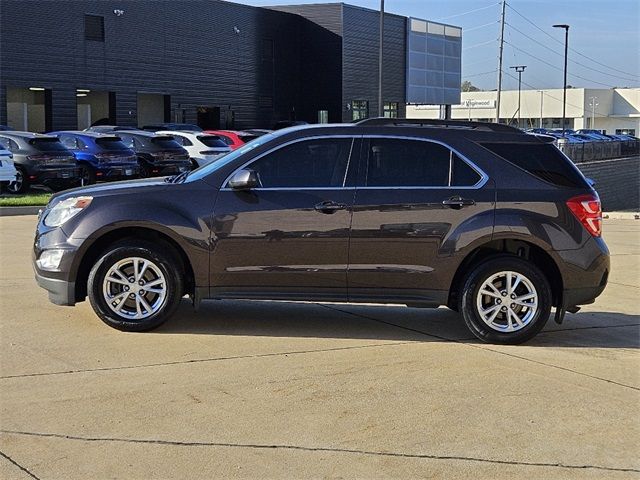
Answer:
top-left (0, 0), bottom-right (443, 131)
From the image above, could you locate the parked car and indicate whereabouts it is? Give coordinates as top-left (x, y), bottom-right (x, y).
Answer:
top-left (84, 125), bottom-right (141, 134)
top-left (50, 131), bottom-right (139, 185)
top-left (0, 147), bottom-right (18, 190)
top-left (115, 131), bottom-right (191, 177)
top-left (142, 123), bottom-right (202, 132)
top-left (0, 132), bottom-right (79, 193)
top-left (575, 129), bottom-right (614, 142)
top-left (33, 118), bottom-right (609, 344)
top-left (156, 131), bottom-right (231, 168)
top-left (204, 130), bottom-right (259, 150)
top-left (242, 129), bottom-right (273, 137)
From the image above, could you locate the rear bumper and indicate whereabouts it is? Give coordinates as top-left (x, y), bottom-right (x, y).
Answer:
top-left (28, 167), bottom-right (80, 186)
top-left (96, 165), bottom-right (140, 178)
top-left (34, 270), bottom-right (75, 306)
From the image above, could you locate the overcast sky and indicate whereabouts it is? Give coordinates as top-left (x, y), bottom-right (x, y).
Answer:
top-left (238, 0), bottom-right (639, 92)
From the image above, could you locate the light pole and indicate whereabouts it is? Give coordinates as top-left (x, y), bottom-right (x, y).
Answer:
top-left (589, 96), bottom-right (598, 130)
top-left (378, 0), bottom-right (384, 117)
top-left (553, 24), bottom-right (569, 136)
top-left (510, 65), bottom-right (526, 128)
top-left (537, 90), bottom-right (544, 128)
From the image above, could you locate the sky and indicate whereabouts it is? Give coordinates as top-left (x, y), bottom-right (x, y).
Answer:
top-left (238, 0), bottom-right (639, 92)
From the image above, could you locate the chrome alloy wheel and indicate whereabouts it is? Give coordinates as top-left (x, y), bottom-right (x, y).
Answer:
top-left (102, 257), bottom-right (167, 320)
top-left (7, 170), bottom-right (23, 193)
top-left (475, 271), bottom-right (538, 333)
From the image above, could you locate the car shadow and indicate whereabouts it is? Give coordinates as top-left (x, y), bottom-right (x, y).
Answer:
top-left (153, 299), bottom-right (640, 349)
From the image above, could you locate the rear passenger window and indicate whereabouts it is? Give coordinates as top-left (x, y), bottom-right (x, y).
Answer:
top-left (365, 138), bottom-right (481, 187)
top-left (60, 136), bottom-right (78, 149)
top-left (480, 142), bottom-right (587, 188)
top-left (248, 138), bottom-right (353, 188)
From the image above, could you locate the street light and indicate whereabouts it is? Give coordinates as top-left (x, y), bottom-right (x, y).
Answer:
top-left (510, 65), bottom-right (527, 128)
top-left (589, 96), bottom-right (598, 130)
top-left (553, 24), bottom-right (570, 136)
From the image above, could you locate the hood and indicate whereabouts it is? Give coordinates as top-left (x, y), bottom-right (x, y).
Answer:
top-left (51, 177), bottom-right (169, 203)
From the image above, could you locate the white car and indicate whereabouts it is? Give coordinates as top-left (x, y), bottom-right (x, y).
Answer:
top-left (0, 147), bottom-right (17, 188)
top-left (157, 131), bottom-right (231, 168)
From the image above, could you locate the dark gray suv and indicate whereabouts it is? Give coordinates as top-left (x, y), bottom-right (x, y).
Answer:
top-left (33, 119), bottom-right (609, 344)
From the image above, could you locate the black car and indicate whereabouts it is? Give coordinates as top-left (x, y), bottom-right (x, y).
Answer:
top-left (142, 123), bottom-right (203, 132)
top-left (0, 131), bottom-right (79, 193)
top-left (33, 119), bottom-right (609, 344)
top-left (115, 131), bottom-right (191, 177)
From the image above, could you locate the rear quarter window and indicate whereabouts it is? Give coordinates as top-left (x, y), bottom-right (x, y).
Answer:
top-left (480, 142), bottom-right (587, 188)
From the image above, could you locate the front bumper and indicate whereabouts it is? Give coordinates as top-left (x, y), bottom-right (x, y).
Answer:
top-left (34, 270), bottom-right (76, 306)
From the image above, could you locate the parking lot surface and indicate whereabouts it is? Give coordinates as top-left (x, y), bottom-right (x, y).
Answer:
top-left (1, 215), bottom-right (638, 479)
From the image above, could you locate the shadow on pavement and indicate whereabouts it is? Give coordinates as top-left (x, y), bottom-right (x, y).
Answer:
top-left (154, 299), bottom-right (640, 349)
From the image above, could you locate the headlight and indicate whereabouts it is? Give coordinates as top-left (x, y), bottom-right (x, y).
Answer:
top-left (36, 249), bottom-right (65, 270)
top-left (44, 196), bottom-right (93, 227)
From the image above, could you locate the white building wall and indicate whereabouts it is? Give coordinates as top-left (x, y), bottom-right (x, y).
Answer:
top-left (407, 88), bottom-right (640, 135)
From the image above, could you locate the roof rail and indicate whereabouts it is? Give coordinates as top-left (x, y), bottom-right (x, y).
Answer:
top-left (355, 117), bottom-right (522, 133)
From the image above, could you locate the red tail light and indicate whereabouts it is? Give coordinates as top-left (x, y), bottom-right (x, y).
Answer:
top-left (566, 194), bottom-right (602, 237)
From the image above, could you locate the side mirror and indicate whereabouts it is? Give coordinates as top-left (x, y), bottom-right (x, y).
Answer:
top-left (228, 169), bottom-right (259, 190)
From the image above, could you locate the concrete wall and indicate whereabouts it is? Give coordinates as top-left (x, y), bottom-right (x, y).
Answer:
top-left (577, 156), bottom-right (640, 211)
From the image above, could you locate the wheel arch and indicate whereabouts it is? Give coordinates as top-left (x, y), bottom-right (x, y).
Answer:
top-left (73, 225), bottom-right (196, 303)
top-left (448, 238), bottom-right (564, 310)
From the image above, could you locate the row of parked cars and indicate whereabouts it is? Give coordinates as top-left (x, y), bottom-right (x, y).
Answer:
top-left (526, 128), bottom-right (640, 162)
top-left (0, 123), bottom-right (275, 194)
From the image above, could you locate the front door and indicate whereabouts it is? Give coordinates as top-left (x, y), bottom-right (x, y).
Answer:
top-left (210, 136), bottom-right (359, 300)
top-left (348, 137), bottom-right (495, 304)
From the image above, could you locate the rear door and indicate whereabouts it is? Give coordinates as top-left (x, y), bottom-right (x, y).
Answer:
top-left (210, 136), bottom-right (360, 300)
top-left (348, 136), bottom-right (495, 305)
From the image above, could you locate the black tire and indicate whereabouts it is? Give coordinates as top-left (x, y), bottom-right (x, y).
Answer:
top-left (459, 255), bottom-right (551, 344)
top-left (80, 164), bottom-right (97, 185)
top-left (7, 168), bottom-right (28, 194)
top-left (88, 240), bottom-right (184, 331)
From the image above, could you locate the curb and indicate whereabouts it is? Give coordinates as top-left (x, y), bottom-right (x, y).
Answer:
top-left (0, 206), bottom-right (42, 217)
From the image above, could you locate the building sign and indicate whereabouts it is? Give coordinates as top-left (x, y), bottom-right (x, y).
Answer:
top-left (413, 99), bottom-right (496, 110)
top-left (406, 17), bottom-right (462, 106)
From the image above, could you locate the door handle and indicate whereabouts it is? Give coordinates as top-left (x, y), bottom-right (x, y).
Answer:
top-left (442, 196), bottom-right (476, 209)
top-left (314, 200), bottom-right (347, 214)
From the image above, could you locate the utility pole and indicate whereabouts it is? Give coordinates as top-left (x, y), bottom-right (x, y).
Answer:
top-left (538, 90), bottom-right (544, 128)
top-left (495, 0), bottom-right (506, 124)
top-left (589, 96), bottom-right (598, 130)
top-left (510, 65), bottom-right (526, 128)
top-left (378, 0), bottom-right (385, 117)
top-left (553, 24), bottom-right (570, 136)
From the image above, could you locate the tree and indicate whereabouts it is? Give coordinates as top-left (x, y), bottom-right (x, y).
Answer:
top-left (461, 81), bottom-right (481, 92)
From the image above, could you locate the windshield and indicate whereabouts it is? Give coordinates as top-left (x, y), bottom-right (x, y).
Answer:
top-left (187, 133), bottom-right (276, 182)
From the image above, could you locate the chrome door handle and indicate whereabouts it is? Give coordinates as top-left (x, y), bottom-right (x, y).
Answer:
top-left (314, 201), bottom-right (347, 214)
top-left (442, 196), bottom-right (475, 209)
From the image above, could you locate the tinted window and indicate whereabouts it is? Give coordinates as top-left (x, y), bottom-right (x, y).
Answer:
top-left (95, 138), bottom-right (131, 151)
top-left (365, 139), bottom-right (480, 187)
top-left (118, 135), bottom-right (136, 149)
top-left (59, 136), bottom-right (77, 149)
top-left (249, 138), bottom-right (353, 188)
top-left (197, 135), bottom-right (227, 148)
top-left (30, 138), bottom-right (70, 152)
top-left (151, 136), bottom-right (183, 149)
top-left (0, 137), bottom-right (13, 150)
top-left (480, 142), bottom-right (587, 188)
top-left (217, 135), bottom-right (233, 146)
top-left (85, 15), bottom-right (104, 41)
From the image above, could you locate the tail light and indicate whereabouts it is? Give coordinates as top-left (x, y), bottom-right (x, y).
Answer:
top-left (27, 154), bottom-right (75, 165)
top-left (566, 193), bottom-right (602, 237)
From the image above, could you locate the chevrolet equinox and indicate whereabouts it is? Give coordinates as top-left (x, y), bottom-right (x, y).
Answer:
top-left (33, 119), bottom-right (609, 344)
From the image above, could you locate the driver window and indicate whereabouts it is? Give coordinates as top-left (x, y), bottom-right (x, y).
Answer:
top-left (248, 138), bottom-right (353, 188)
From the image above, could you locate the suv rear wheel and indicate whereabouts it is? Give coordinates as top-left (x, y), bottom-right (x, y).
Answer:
top-left (88, 240), bottom-right (184, 331)
top-left (459, 256), bottom-right (551, 344)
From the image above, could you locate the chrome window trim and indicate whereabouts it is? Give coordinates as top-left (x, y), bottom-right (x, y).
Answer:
top-left (220, 134), bottom-right (489, 191)
top-left (221, 135), bottom-right (359, 190)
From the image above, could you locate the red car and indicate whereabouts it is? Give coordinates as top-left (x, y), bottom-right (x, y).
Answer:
top-left (204, 130), bottom-right (259, 150)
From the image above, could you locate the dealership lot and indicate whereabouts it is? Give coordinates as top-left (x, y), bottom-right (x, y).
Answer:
top-left (0, 215), bottom-right (638, 479)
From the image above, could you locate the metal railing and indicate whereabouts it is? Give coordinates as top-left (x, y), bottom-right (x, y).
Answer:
top-left (557, 137), bottom-right (640, 163)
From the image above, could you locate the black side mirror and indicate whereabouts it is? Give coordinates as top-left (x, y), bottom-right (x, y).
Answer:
top-left (228, 169), bottom-right (259, 190)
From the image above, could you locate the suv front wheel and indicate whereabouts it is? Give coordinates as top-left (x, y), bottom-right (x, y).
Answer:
top-left (88, 240), bottom-right (184, 331)
top-left (459, 256), bottom-right (551, 344)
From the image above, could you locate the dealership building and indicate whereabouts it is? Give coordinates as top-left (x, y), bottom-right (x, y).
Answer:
top-left (0, 0), bottom-right (462, 132)
top-left (407, 87), bottom-right (640, 136)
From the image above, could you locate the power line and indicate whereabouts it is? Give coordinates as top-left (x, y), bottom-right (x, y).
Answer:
top-left (436, 2), bottom-right (499, 22)
top-left (464, 21), bottom-right (499, 33)
top-left (504, 40), bottom-right (619, 88)
top-left (502, 70), bottom-right (588, 112)
top-left (463, 39), bottom-right (496, 51)
top-left (464, 70), bottom-right (498, 78)
top-left (505, 21), bottom-right (638, 83)
top-left (505, 2), bottom-right (638, 78)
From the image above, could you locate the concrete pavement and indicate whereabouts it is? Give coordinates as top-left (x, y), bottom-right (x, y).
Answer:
top-left (1, 215), bottom-right (638, 479)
